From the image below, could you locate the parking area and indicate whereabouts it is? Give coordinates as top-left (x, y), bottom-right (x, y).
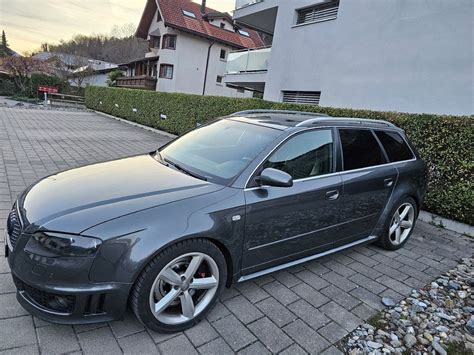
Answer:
top-left (0, 107), bottom-right (472, 354)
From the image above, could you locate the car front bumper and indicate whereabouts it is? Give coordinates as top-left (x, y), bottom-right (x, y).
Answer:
top-left (6, 233), bottom-right (132, 325)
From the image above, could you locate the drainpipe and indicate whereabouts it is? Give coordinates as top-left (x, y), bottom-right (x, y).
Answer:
top-left (202, 40), bottom-right (215, 95)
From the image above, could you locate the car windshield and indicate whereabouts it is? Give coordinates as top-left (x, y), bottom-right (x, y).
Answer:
top-left (159, 119), bottom-right (282, 185)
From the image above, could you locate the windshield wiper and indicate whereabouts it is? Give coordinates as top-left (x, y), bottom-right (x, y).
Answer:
top-left (164, 158), bottom-right (208, 181)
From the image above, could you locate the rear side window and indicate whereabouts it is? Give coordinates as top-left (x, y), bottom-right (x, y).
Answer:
top-left (375, 131), bottom-right (414, 162)
top-left (339, 129), bottom-right (386, 170)
top-left (264, 129), bottom-right (334, 180)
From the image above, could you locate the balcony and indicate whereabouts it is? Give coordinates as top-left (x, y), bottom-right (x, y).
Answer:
top-left (226, 47), bottom-right (271, 74)
top-left (116, 76), bottom-right (157, 90)
top-left (224, 47), bottom-right (270, 92)
top-left (235, 0), bottom-right (264, 9)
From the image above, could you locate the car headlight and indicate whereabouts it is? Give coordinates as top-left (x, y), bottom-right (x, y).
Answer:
top-left (24, 232), bottom-right (102, 257)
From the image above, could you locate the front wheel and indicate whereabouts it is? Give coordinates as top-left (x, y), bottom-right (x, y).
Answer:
top-left (377, 197), bottom-right (417, 250)
top-left (131, 239), bottom-right (227, 333)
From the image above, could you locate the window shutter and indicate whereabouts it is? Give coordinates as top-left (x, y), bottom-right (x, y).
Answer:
top-left (282, 91), bottom-right (321, 105)
top-left (296, 0), bottom-right (339, 25)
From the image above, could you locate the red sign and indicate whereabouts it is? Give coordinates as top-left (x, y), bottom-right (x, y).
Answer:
top-left (38, 85), bottom-right (58, 93)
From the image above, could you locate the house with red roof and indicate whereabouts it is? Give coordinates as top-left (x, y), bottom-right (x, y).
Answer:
top-left (116, 0), bottom-right (268, 97)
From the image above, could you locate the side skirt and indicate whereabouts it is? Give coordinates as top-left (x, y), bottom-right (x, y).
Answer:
top-left (237, 235), bottom-right (378, 283)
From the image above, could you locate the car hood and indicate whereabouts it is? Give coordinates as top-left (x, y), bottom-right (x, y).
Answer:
top-left (20, 154), bottom-right (223, 234)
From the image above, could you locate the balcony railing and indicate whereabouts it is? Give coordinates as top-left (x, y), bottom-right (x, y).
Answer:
top-left (235, 0), bottom-right (263, 9)
top-left (116, 76), bottom-right (157, 90)
top-left (226, 47), bottom-right (271, 74)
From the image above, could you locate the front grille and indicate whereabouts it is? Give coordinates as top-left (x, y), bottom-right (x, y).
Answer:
top-left (13, 275), bottom-right (76, 314)
top-left (7, 207), bottom-right (22, 249)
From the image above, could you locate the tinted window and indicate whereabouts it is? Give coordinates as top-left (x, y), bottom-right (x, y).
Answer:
top-left (264, 130), bottom-right (334, 180)
top-left (160, 120), bottom-right (281, 185)
top-left (339, 129), bottom-right (386, 170)
top-left (375, 131), bottom-right (414, 162)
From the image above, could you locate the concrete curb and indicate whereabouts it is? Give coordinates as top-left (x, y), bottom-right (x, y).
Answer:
top-left (419, 210), bottom-right (473, 236)
top-left (94, 110), bottom-right (177, 138)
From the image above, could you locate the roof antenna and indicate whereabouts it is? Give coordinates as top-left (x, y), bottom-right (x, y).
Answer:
top-left (201, 0), bottom-right (206, 14)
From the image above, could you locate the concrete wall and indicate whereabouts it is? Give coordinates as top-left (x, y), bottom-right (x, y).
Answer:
top-left (259, 0), bottom-right (472, 115)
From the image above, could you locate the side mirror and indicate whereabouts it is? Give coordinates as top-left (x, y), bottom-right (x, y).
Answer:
top-left (257, 168), bottom-right (293, 188)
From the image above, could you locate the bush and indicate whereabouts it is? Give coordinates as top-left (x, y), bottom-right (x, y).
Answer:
top-left (0, 77), bottom-right (19, 95)
top-left (85, 86), bottom-right (473, 225)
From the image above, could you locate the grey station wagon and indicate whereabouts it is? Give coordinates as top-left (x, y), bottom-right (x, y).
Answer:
top-left (5, 110), bottom-right (427, 332)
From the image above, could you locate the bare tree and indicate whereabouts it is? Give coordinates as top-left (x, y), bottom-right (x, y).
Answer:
top-left (0, 56), bottom-right (51, 92)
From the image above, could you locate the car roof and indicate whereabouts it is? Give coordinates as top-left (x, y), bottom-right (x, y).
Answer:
top-left (227, 110), bottom-right (396, 130)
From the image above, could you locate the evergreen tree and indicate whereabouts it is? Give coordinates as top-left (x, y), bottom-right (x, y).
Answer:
top-left (0, 30), bottom-right (9, 56)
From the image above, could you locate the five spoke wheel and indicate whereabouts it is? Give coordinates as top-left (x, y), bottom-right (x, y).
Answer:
top-left (149, 253), bottom-right (219, 325)
top-left (389, 202), bottom-right (415, 245)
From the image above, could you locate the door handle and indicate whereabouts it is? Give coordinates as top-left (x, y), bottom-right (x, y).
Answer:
top-left (326, 190), bottom-right (339, 200)
top-left (384, 178), bottom-right (394, 187)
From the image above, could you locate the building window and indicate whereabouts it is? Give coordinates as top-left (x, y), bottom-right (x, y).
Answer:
top-left (296, 0), bottom-right (339, 25)
top-left (162, 35), bottom-right (177, 49)
top-left (220, 22), bottom-right (226, 29)
top-left (237, 88), bottom-right (245, 93)
top-left (238, 29), bottom-right (250, 37)
top-left (216, 75), bottom-right (223, 84)
top-left (149, 36), bottom-right (160, 49)
top-left (159, 64), bottom-right (174, 79)
top-left (282, 91), bottom-right (321, 105)
top-left (220, 49), bottom-right (226, 60)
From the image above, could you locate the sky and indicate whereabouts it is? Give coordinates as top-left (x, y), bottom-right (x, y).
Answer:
top-left (0, 0), bottom-right (235, 54)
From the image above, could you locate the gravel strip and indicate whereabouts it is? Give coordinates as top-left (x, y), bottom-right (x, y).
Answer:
top-left (341, 257), bottom-right (473, 354)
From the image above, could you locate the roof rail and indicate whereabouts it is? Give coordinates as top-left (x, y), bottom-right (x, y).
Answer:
top-left (295, 117), bottom-right (395, 128)
top-left (230, 109), bottom-right (329, 117)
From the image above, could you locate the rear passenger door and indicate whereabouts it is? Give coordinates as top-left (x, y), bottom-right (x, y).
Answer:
top-left (337, 128), bottom-right (398, 241)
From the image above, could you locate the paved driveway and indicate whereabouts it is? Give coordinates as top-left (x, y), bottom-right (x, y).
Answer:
top-left (0, 107), bottom-right (472, 354)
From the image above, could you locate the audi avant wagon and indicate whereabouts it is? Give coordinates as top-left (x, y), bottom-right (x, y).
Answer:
top-left (5, 110), bottom-right (427, 332)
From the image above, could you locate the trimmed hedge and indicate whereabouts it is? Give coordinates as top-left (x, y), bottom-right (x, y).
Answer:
top-left (85, 86), bottom-right (473, 225)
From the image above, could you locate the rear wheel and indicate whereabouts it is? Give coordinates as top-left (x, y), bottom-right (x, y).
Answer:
top-left (377, 197), bottom-right (417, 250)
top-left (131, 239), bottom-right (227, 333)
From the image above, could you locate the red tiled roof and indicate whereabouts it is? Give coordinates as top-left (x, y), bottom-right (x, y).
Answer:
top-left (137, 0), bottom-right (266, 49)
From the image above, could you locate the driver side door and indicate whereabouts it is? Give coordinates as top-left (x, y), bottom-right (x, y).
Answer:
top-left (241, 129), bottom-right (343, 275)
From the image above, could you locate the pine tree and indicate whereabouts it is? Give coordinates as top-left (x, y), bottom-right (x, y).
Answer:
top-left (0, 31), bottom-right (9, 56)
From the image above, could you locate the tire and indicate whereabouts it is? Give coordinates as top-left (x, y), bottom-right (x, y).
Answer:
top-left (131, 239), bottom-right (227, 333)
top-left (377, 197), bottom-right (418, 251)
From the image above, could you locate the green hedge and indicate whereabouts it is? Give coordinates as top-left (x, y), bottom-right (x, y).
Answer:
top-left (85, 86), bottom-right (473, 225)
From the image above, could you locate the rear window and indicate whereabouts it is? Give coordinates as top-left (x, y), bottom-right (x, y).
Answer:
top-left (339, 129), bottom-right (386, 170)
top-left (375, 131), bottom-right (414, 162)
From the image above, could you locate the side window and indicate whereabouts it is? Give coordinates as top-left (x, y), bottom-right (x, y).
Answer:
top-left (375, 131), bottom-right (414, 162)
top-left (339, 129), bottom-right (386, 170)
top-left (264, 130), bottom-right (334, 180)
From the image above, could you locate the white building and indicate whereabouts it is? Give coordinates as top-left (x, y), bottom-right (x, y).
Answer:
top-left (226, 0), bottom-right (473, 115)
top-left (119, 0), bottom-right (267, 97)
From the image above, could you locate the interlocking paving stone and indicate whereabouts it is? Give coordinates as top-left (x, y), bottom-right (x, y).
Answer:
top-left (247, 317), bottom-right (293, 353)
top-left (237, 341), bottom-right (271, 355)
top-left (158, 334), bottom-right (198, 355)
top-left (117, 331), bottom-right (159, 354)
top-left (283, 319), bottom-right (330, 354)
top-left (197, 337), bottom-right (234, 355)
top-left (255, 297), bottom-right (297, 327)
top-left (213, 315), bottom-right (256, 351)
top-left (37, 324), bottom-right (81, 354)
top-left (184, 319), bottom-right (219, 347)
top-left (224, 295), bottom-right (264, 324)
top-left (0, 316), bottom-right (36, 351)
top-left (77, 326), bottom-right (122, 354)
top-left (0, 107), bottom-right (472, 354)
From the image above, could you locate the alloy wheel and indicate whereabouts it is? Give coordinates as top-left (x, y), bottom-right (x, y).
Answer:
top-left (389, 202), bottom-right (415, 245)
top-left (149, 252), bottom-right (219, 325)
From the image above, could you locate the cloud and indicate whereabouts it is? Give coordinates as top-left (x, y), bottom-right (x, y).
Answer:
top-left (1, 0), bottom-right (234, 53)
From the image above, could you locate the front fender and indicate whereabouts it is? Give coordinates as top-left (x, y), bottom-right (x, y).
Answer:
top-left (87, 187), bottom-right (245, 285)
